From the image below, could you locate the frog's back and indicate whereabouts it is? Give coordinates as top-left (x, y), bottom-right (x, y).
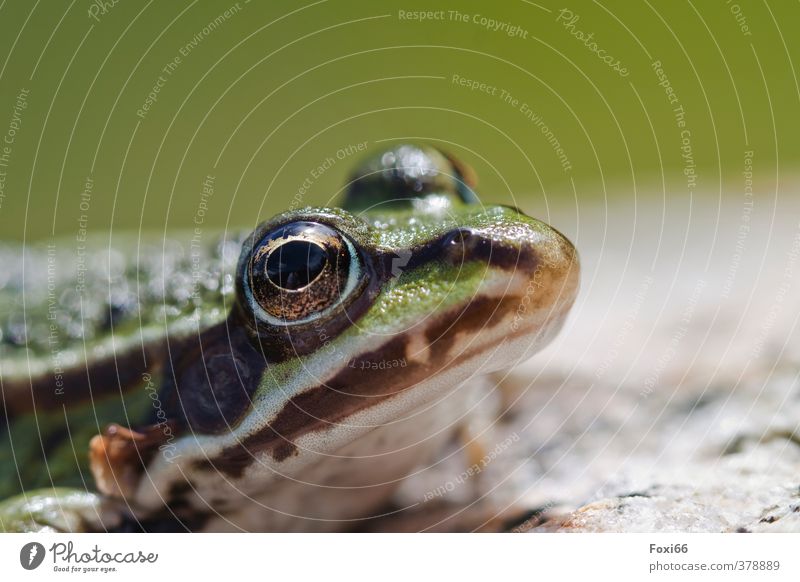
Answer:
top-left (0, 231), bottom-right (242, 497)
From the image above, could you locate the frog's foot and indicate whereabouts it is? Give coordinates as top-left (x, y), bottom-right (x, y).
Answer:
top-left (0, 488), bottom-right (128, 532)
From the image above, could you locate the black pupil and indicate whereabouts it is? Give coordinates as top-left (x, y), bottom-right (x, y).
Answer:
top-left (266, 240), bottom-right (327, 290)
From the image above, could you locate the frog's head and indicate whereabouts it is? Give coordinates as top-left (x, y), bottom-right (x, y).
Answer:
top-left (90, 144), bottom-right (579, 527)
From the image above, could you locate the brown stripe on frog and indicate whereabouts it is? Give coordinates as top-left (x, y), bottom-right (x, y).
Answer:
top-left (425, 295), bottom-right (520, 365)
top-left (0, 308), bottom-right (265, 429)
top-left (395, 226), bottom-right (540, 276)
top-left (195, 333), bottom-right (410, 476)
top-left (197, 294), bottom-right (521, 478)
top-left (0, 339), bottom-right (166, 425)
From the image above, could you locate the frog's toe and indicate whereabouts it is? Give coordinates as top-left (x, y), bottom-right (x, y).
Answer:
top-left (0, 488), bottom-right (125, 532)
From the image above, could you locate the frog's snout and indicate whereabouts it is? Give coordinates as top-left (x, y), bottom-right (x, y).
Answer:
top-left (448, 221), bottom-right (580, 345)
top-left (445, 221), bottom-right (577, 294)
top-left (505, 225), bottom-right (580, 337)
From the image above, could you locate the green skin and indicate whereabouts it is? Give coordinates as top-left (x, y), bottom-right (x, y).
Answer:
top-left (0, 144), bottom-right (579, 532)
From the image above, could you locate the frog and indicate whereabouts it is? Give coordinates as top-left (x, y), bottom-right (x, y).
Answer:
top-left (0, 143), bottom-right (579, 532)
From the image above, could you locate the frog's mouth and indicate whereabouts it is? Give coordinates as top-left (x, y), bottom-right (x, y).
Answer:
top-left (90, 216), bottom-right (579, 504)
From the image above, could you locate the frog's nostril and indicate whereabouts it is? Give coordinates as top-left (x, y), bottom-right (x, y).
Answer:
top-left (439, 228), bottom-right (543, 275)
top-left (442, 228), bottom-right (492, 265)
top-left (444, 228), bottom-right (476, 246)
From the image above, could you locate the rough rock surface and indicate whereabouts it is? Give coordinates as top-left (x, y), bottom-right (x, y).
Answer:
top-left (380, 190), bottom-right (800, 532)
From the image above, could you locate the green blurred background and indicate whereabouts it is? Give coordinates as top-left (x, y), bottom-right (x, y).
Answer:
top-left (0, 0), bottom-right (796, 241)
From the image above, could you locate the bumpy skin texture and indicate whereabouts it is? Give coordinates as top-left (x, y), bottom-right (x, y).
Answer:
top-left (0, 144), bottom-right (579, 532)
top-left (0, 233), bottom-right (242, 358)
top-left (0, 232), bottom-right (243, 499)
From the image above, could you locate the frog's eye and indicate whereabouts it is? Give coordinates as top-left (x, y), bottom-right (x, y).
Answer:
top-left (245, 221), bottom-right (361, 324)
